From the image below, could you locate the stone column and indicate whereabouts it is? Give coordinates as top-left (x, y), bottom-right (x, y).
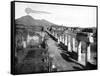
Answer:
top-left (57, 36), bottom-right (59, 43)
top-left (78, 41), bottom-right (87, 66)
top-left (52, 31), bottom-right (54, 35)
top-left (68, 35), bottom-right (72, 52)
top-left (75, 40), bottom-right (78, 53)
top-left (87, 43), bottom-right (91, 63)
top-left (78, 41), bottom-right (82, 63)
top-left (87, 33), bottom-right (94, 64)
top-left (55, 33), bottom-right (56, 38)
top-left (53, 31), bottom-right (55, 37)
top-left (54, 31), bottom-right (55, 37)
top-left (62, 35), bottom-right (65, 43)
top-left (65, 34), bottom-right (68, 46)
top-left (89, 33), bottom-right (94, 43)
top-left (59, 36), bottom-right (61, 42)
top-left (61, 35), bottom-right (63, 43)
top-left (55, 33), bottom-right (57, 38)
top-left (63, 35), bottom-right (65, 44)
top-left (72, 37), bottom-right (76, 52)
top-left (22, 41), bottom-right (26, 48)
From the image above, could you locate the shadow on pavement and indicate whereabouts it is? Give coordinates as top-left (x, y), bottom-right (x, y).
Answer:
top-left (60, 53), bottom-right (73, 62)
top-left (72, 66), bottom-right (82, 70)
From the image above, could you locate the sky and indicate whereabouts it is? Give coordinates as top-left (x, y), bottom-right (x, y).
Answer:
top-left (15, 2), bottom-right (97, 28)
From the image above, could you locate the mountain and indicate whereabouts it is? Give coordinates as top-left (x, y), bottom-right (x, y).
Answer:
top-left (15, 15), bottom-right (56, 27)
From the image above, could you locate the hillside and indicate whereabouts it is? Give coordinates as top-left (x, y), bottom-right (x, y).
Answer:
top-left (15, 15), bottom-right (56, 27)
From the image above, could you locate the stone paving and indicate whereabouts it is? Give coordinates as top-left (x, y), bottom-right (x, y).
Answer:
top-left (46, 37), bottom-right (84, 71)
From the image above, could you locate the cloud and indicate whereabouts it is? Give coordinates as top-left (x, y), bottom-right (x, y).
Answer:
top-left (25, 8), bottom-right (51, 14)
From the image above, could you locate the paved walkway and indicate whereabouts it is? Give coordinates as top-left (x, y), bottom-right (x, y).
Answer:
top-left (46, 38), bottom-right (83, 71)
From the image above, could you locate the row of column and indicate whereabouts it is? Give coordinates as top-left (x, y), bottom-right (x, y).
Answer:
top-left (52, 32), bottom-right (92, 66)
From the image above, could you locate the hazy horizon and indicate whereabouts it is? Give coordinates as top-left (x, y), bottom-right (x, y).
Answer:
top-left (15, 2), bottom-right (97, 28)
